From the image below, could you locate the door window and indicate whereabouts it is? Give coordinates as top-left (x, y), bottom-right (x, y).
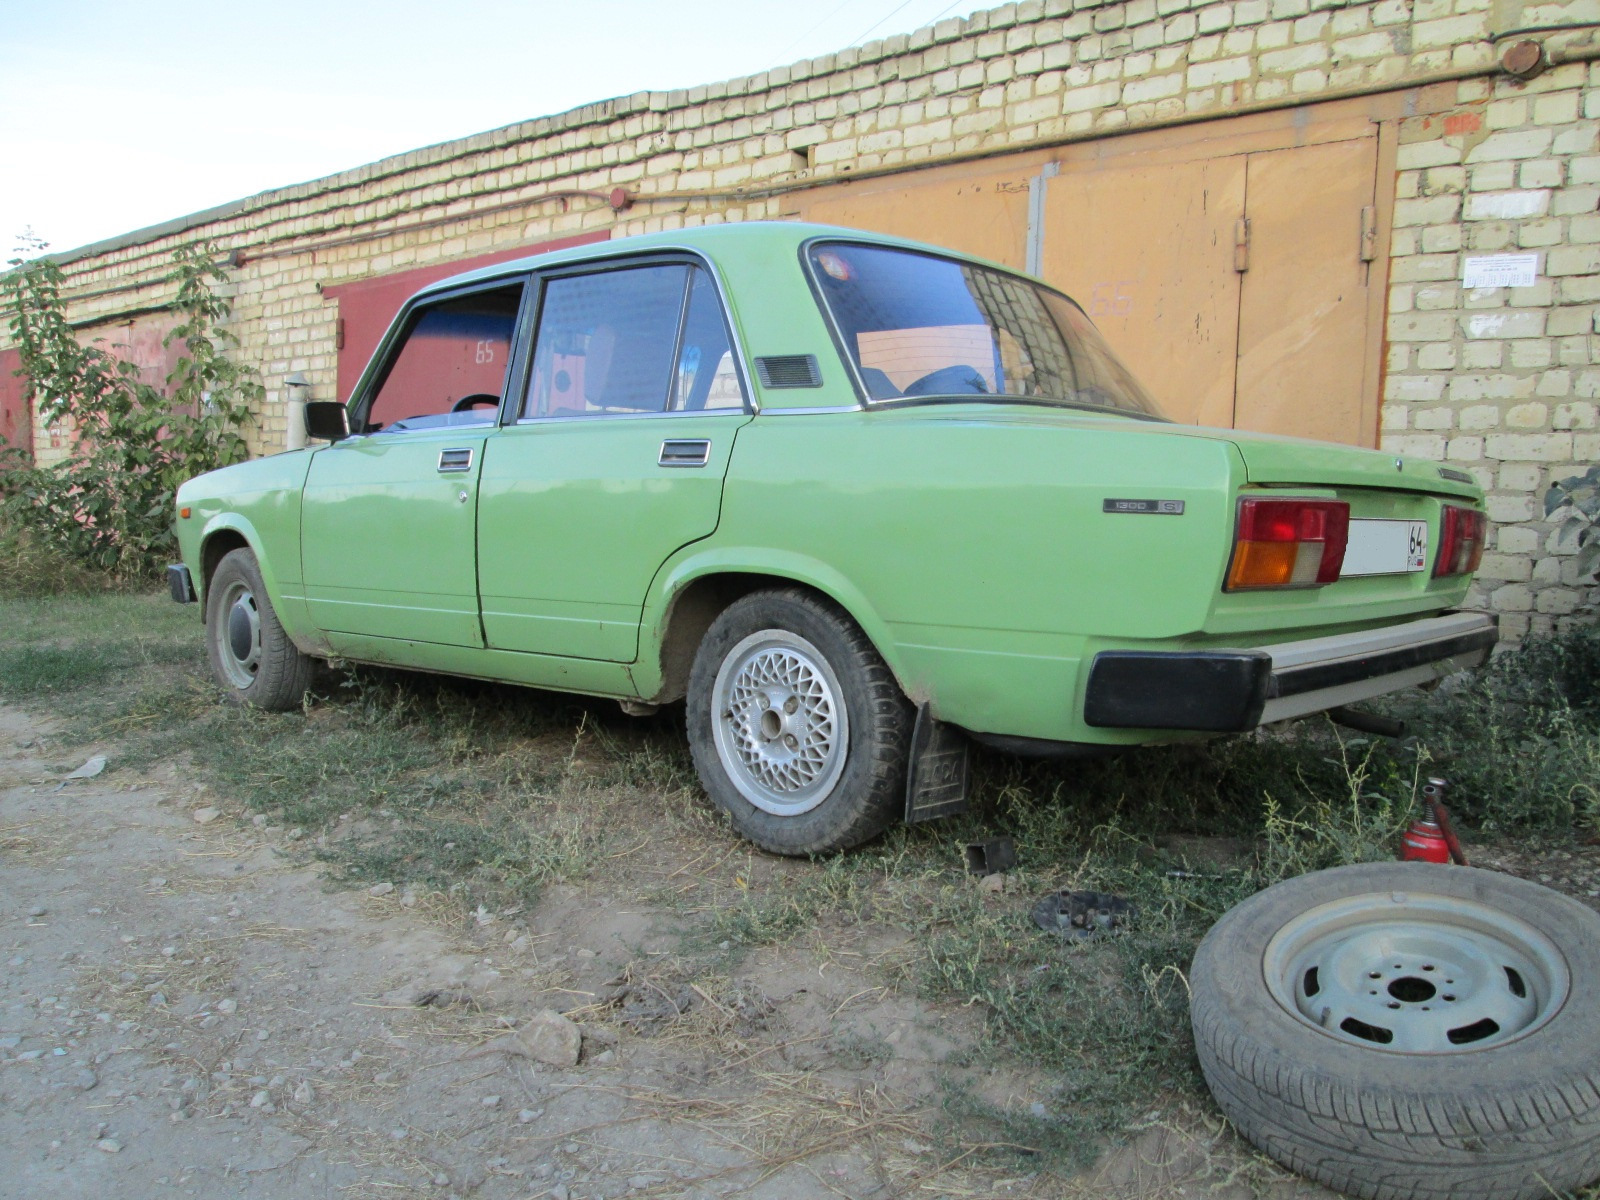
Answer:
top-left (671, 269), bottom-right (746, 411)
top-left (523, 264), bottom-right (746, 418)
top-left (360, 284), bottom-right (524, 433)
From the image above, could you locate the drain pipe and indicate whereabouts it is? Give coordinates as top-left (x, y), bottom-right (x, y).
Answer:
top-left (283, 373), bottom-right (311, 452)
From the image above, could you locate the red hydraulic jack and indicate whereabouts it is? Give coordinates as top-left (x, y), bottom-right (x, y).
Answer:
top-left (1401, 777), bottom-right (1470, 865)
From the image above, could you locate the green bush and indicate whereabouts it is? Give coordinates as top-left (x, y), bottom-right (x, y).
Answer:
top-left (1401, 626), bottom-right (1600, 832)
top-left (0, 507), bottom-right (113, 597)
top-left (1, 241), bottom-right (258, 582)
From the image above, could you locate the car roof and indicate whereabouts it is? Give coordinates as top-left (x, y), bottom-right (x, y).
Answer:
top-left (414, 220), bottom-right (1014, 298)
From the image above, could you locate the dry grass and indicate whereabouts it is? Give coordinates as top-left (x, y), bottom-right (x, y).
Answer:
top-left (79, 941), bottom-right (238, 1025)
top-left (138, 866), bottom-right (258, 896)
top-left (0, 819), bottom-right (66, 861)
top-left (1055, 1103), bottom-right (1300, 1199)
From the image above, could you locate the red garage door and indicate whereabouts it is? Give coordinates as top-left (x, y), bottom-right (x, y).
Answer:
top-left (323, 231), bottom-right (609, 403)
top-left (0, 348), bottom-right (28, 462)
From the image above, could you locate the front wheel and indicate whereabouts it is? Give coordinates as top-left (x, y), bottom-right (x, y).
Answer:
top-left (204, 548), bottom-right (314, 711)
top-left (686, 589), bottom-right (911, 855)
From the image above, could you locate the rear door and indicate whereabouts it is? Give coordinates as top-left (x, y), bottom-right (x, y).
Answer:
top-left (476, 259), bottom-right (752, 662)
top-left (301, 280), bottom-right (528, 646)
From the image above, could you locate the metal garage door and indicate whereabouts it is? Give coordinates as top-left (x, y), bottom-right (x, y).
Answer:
top-left (0, 348), bottom-right (26, 462)
top-left (789, 95), bottom-right (1406, 448)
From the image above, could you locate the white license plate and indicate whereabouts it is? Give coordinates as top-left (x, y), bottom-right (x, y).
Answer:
top-left (1344, 519), bottom-right (1428, 576)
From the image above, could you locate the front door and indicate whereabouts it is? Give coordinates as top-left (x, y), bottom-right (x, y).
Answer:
top-left (476, 260), bottom-right (751, 662)
top-left (301, 281), bottom-right (527, 646)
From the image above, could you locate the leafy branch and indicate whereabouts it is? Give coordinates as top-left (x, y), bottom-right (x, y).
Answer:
top-left (1, 241), bottom-right (258, 579)
top-left (1544, 465), bottom-right (1600, 583)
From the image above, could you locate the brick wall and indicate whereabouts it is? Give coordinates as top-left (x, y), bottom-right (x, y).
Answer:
top-left (1382, 57), bottom-right (1600, 635)
top-left (10, 0), bottom-right (1600, 631)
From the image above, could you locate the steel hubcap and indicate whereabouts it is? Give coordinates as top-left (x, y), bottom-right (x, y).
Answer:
top-left (219, 583), bottom-right (263, 689)
top-left (711, 630), bottom-right (848, 816)
top-left (1264, 890), bottom-right (1569, 1054)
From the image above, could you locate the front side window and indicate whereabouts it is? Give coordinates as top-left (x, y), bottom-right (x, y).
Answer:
top-left (807, 243), bottom-right (1165, 419)
top-left (523, 263), bottom-right (746, 419)
top-left (361, 284), bottom-right (524, 432)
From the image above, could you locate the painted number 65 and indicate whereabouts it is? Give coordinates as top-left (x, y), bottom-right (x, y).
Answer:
top-left (1089, 281), bottom-right (1135, 317)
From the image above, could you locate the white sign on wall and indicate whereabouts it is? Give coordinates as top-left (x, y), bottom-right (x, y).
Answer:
top-left (1462, 253), bottom-right (1540, 289)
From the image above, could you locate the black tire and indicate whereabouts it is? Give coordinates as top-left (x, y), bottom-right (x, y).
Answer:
top-left (686, 588), bottom-right (912, 855)
top-left (204, 548), bottom-right (315, 711)
top-left (1190, 862), bottom-right (1600, 1200)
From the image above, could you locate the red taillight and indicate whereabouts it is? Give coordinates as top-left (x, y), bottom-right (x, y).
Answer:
top-left (1434, 505), bottom-right (1487, 577)
top-left (1226, 498), bottom-right (1350, 590)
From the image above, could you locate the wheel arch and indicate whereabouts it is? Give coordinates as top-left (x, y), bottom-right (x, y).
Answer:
top-left (638, 549), bottom-right (909, 704)
top-left (194, 517), bottom-right (296, 630)
top-left (199, 526), bottom-right (252, 603)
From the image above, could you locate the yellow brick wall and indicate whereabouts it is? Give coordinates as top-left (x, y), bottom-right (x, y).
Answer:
top-left (9, 0), bottom-right (1600, 628)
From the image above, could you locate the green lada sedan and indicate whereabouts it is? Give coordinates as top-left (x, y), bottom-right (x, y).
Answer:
top-left (171, 222), bottom-right (1495, 855)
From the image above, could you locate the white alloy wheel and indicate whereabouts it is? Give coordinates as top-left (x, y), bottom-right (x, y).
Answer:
top-left (710, 628), bottom-right (850, 816)
top-left (686, 589), bottom-right (911, 855)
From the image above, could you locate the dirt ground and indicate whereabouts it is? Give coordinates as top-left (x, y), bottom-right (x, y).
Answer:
top-left (0, 700), bottom-right (1362, 1200)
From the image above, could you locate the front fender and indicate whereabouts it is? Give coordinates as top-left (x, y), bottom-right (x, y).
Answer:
top-left (176, 449), bottom-right (320, 650)
top-left (193, 514), bottom-right (328, 655)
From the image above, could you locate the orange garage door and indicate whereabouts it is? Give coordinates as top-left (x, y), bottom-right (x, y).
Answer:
top-left (788, 93), bottom-right (1411, 448)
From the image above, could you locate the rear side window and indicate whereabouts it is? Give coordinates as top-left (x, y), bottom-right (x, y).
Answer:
top-left (807, 243), bottom-right (1164, 418)
top-left (523, 263), bottom-right (746, 419)
top-left (362, 284), bottom-right (524, 432)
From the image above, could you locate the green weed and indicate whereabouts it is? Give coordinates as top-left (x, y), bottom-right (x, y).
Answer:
top-left (326, 807), bottom-right (611, 911)
top-left (0, 630), bottom-right (195, 698)
top-left (1396, 627), bottom-right (1600, 832)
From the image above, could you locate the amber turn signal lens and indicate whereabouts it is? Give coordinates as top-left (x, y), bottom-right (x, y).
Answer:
top-left (1228, 540), bottom-right (1302, 589)
top-left (179, 507), bottom-right (191, 519)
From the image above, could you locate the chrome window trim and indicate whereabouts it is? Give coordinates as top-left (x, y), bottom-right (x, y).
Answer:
top-left (757, 405), bottom-right (864, 415)
top-left (512, 407), bottom-right (749, 427)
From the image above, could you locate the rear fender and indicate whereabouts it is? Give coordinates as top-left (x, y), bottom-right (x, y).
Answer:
top-left (636, 546), bottom-right (909, 701)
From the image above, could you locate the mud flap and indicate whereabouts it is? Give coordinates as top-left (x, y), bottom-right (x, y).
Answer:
top-left (904, 705), bottom-right (970, 824)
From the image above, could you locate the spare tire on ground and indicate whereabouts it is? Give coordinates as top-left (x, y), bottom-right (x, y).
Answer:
top-left (1190, 861), bottom-right (1600, 1200)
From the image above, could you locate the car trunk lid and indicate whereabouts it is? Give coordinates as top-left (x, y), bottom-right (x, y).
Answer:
top-left (1220, 427), bottom-right (1479, 499)
top-left (898, 404), bottom-right (1479, 500)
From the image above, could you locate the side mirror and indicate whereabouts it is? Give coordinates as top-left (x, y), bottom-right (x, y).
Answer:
top-left (304, 401), bottom-right (351, 442)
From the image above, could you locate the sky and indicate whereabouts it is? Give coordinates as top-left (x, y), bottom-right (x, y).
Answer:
top-left (0, 0), bottom-right (991, 257)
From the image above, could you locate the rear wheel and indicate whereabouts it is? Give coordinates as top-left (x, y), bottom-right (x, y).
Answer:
top-left (204, 548), bottom-right (314, 711)
top-left (686, 589), bottom-right (911, 855)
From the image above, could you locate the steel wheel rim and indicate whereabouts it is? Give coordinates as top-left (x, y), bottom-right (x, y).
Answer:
top-left (217, 580), bottom-right (263, 690)
top-left (710, 629), bottom-right (849, 816)
top-left (1263, 889), bottom-right (1570, 1054)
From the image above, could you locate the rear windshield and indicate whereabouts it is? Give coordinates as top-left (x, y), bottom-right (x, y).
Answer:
top-left (807, 242), bottom-right (1165, 419)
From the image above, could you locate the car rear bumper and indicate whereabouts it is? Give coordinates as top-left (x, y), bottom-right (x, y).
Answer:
top-left (1083, 610), bottom-right (1498, 732)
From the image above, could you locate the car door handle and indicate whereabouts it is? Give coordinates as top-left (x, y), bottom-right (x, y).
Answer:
top-left (437, 448), bottom-right (474, 473)
top-left (659, 439), bottom-right (711, 468)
